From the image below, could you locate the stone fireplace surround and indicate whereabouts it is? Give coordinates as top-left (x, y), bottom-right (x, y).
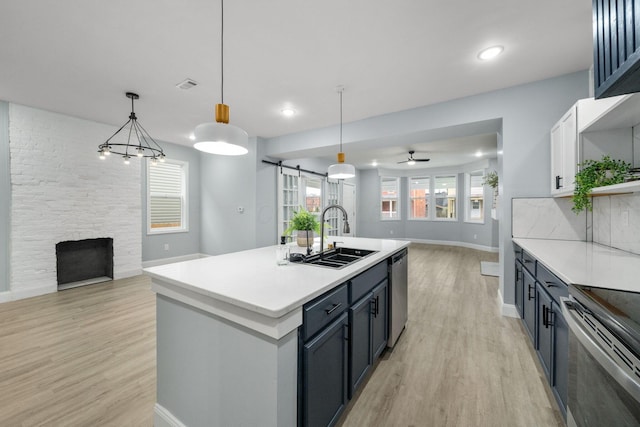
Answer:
top-left (4, 103), bottom-right (142, 301)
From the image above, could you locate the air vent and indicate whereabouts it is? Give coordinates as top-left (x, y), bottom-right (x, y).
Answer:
top-left (176, 78), bottom-right (198, 90)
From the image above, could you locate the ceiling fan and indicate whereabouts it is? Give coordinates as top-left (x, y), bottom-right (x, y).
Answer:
top-left (398, 150), bottom-right (430, 165)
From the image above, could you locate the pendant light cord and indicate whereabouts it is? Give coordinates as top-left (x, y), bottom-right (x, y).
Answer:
top-left (220, 0), bottom-right (224, 104)
top-left (339, 89), bottom-right (343, 151)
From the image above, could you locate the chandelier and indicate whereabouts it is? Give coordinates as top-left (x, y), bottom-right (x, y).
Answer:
top-left (98, 92), bottom-right (165, 165)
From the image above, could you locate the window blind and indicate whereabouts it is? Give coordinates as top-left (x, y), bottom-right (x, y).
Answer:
top-left (149, 162), bottom-right (183, 229)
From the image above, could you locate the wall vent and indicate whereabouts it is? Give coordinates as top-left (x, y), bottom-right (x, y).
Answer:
top-left (176, 78), bottom-right (198, 90)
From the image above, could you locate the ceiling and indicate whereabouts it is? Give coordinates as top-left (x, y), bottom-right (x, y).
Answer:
top-left (0, 0), bottom-right (592, 169)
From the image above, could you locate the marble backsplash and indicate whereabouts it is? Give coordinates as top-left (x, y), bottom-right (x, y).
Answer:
top-left (512, 198), bottom-right (587, 240)
top-left (593, 193), bottom-right (640, 255)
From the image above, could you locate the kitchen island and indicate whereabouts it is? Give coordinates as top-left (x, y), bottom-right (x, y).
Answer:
top-left (144, 237), bottom-right (409, 427)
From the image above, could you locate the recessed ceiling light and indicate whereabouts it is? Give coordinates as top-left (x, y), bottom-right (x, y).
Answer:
top-left (372, 160), bottom-right (378, 167)
top-left (189, 133), bottom-right (195, 141)
top-left (478, 45), bottom-right (504, 61)
top-left (281, 108), bottom-right (296, 117)
top-left (475, 151), bottom-right (483, 157)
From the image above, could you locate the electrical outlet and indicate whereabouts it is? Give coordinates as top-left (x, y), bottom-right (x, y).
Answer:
top-left (164, 243), bottom-right (169, 251)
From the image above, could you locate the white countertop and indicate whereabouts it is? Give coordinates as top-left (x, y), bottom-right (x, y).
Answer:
top-left (144, 237), bottom-right (409, 321)
top-left (513, 238), bottom-right (640, 293)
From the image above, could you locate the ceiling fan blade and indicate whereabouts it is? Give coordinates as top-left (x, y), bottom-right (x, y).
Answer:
top-left (397, 159), bottom-right (409, 164)
top-left (415, 158), bottom-right (430, 162)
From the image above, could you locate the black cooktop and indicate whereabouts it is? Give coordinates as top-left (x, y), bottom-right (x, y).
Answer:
top-left (570, 284), bottom-right (640, 359)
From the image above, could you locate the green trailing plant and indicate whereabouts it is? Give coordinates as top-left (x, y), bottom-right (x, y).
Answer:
top-left (483, 171), bottom-right (499, 189)
top-left (572, 155), bottom-right (630, 213)
top-left (284, 206), bottom-right (322, 236)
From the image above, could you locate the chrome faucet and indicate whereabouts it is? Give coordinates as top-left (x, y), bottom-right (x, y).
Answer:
top-left (320, 204), bottom-right (350, 255)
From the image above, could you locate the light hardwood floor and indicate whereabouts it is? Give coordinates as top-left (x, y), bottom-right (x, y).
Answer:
top-left (0, 244), bottom-right (564, 426)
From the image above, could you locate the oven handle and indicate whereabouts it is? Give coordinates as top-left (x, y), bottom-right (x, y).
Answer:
top-left (562, 298), bottom-right (640, 403)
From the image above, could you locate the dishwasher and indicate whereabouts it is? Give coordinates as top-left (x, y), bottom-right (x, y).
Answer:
top-left (388, 248), bottom-right (408, 348)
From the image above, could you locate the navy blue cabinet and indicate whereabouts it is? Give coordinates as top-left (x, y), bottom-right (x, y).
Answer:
top-left (593, 0), bottom-right (640, 98)
top-left (371, 280), bottom-right (388, 360)
top-left (349, 292), bottom-right (372, 396)
top-left (513, 245), bottom-right (569, 419)
top-left (522, 268), bottom-right (537, 344)
top-left (536, 283), bottom-right (553, 380)
top-left (302, 313), bottom-right (349, 427)
top-left (301, 259), bottom-right (391, 426)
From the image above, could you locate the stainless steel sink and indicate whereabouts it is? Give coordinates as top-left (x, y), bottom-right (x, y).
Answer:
top-left (291, 247), bottom-right (378, 269)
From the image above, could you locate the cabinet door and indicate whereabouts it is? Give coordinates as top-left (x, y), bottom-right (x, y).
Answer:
top-left (522, 268), bottom-right (537, 344)
top-left (371, 280), bottom-right (388, 360)
top-left (536, 283), bottom-right (553, 382)
top-left (550, 122), bottom-right (564, 195)
top-left (553, 302), bottom-right (568, 415)
top-left (560, 108), bottom-right (577, 193)
top-left (349, 293), bottom-right (372, 398)
top-left (303, 313), bottom-right (348, 427)
top-left (515, 259), bottom-right (524, 318)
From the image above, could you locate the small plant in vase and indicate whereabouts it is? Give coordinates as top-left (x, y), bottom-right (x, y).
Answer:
top-left (284, 206), bottom-right (322, 247)
top-left (572, 155), bottom-right (630, 213)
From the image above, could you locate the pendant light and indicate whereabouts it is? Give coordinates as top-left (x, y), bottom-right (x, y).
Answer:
top-left (193, 0), bottom-right (248, 155)
top-left (327, 86), bottom-right (356, 179)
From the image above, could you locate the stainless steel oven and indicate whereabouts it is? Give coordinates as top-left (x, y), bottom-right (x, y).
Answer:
top-left (562, 284), bottom-right (640, 427)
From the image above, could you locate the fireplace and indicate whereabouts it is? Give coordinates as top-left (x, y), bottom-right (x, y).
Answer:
top-left (56, 238), bottom-right (114, 290)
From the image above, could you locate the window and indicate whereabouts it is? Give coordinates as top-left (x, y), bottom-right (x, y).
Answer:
top-left (409, 177), bottom-right (430, 219)
top-left (381, 177), bottom-right (400, 220)
top-left (434, 175), bottom-right (457, 220)
top-left (147, 159), bottom-right (188, 234)
top-left (277, 172), bottom-right (330, 238)
top-left (465, 171), bottom-right (484, 223)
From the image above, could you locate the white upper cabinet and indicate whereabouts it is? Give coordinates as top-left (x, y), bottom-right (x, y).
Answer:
top-left (550, 105), bottom-right (578, 196)
top-left (550, 94), bottom-right (635, 197)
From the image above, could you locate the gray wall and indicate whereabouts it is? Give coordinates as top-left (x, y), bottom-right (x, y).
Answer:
top-left (200, 137), bottom-right (258, 255)
top-left (0, 101), bottom-right (9, 292)
top-left (142, 140), bottom-right (201, 262)
top-left (265, 71), bottom-right (590, 306)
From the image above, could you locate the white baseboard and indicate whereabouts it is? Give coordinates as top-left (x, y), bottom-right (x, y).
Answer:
top-left (404, 238), bottom-right (499, 253)
top-left (154, 403), bottom-right (186, 427)
top-left (498, 288), bottom-right (519, 318)
top-left (142, 253), bottom-right (209, 269)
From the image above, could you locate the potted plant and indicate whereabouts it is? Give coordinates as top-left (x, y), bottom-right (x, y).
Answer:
top-left (572, 155), bottom-right (630, 213)
top-left (483, 170), bottom-right (499, 218)
top-left (284, 206), bottom-right (323, 247)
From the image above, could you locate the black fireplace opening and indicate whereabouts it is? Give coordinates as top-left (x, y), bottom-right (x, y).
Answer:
top-left (56, 238), bottom-right (114, 289)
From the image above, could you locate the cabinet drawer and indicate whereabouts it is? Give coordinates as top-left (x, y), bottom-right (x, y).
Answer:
top-left (535, 262), bottom-right (568, 305)
top-left (350, 261), bottom-right (388, 303)
top-left (303, 283), bottom-right (349, 341)
top-left (522, 251), bottom-right (536, 274)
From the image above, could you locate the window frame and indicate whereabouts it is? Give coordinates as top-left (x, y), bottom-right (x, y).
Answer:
top-left (407, 176), bottom-right (430, 221)
top-left (146, 158), bottom-right (189, 235)
top-left (464, 170), bottom-right (485, 224)
top-left (380, 176), bottom-right (401, 221)
top-left (433, 174), bottom-right (458, 222)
